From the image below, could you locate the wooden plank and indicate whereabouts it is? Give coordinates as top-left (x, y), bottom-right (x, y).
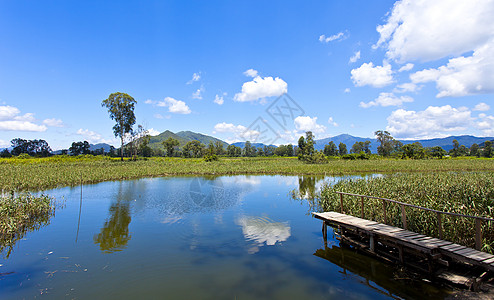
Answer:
top-left (440, 244), bottom-right (465, 251)
top-left (460, 251), bottom-right (494, 262)
top-left (481, 257), bottom-right (494, 264)
top-left (454, 248), bottom-right (479, 256)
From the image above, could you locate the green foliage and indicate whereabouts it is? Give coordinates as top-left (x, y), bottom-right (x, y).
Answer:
top-left (203, 154), bottom-right (218, 162)
top-left (163, 137), bottom-right (180, 157)
top-left (323, 141), bottom-right (338, 156)
top-left (350, 141), bottom-right (371, 154)
top-left (298, 131), bottom-right (322, 163)
top-left (11, 138), bottom-right (52, 157)
top-left (182, 140), bottom-right (205, 158)
top-left (341, 152), bottom-right (370, 160)
top-left (317, 172), bottom-right (494, 253)
top-left (338, 142), bottom-right (348, 156)
top-left (69, 141), bottom-right (90, 155)
top-left (101, 92), bottom-right (137, 160)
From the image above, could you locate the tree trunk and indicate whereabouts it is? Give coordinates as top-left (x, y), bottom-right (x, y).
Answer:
top-left (120, 136), bottom-right (124, 161)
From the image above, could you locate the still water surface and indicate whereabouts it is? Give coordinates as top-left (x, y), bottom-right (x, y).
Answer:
top-left (1, 175), bottom-right (451, 299)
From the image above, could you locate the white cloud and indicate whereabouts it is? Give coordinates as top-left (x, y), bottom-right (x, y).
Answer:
top-left (0, 139), bottom-right (9, 148)
top-left (234, 75), bottom-right (288, 102)
top-left (187, 72), bottom-right (201, 84)
top-left (148, 128), bottom-right (160, 136)
top-left (394, 82), bottom-right (418, 93)
top-left (398, 63), bottom-right (414, 72)
top-left (157, 97), bottom-right (191, 114)
top-left (374, 0), bottom-right (494, 62)
top-left (154, 113), bottom-right (164, 119)
top-left (473, 102), bottom-right (490, 111)
top-left (386, 105), bottom-right (473, 139)
top-left (213, 122), bottom-right (260, 141)
top-left (477, 114), bottom-right (494, 136)
top-left (294, 116), bottom-right (326, 134)
top-left (360, 92), bottom-right (413, 108)
top-left (319, 32), bottom-right (346, 43)
top-left (243, 69), bottom-right (258, 78)
top-left (328, 117), bottom-right (338, 127)
top-left (351, 61), bottom-right (394, 88)
top-left (76, 129), bottom-right (112, 144)
top-left (0, 105), bottom-right (47, 132)
top-left (144, 99), bottom-right (154, 104)
top-left (192, 85), bottom-right (205, 100)
top-left (349, 51), bottom-right (361, 63)
top-left (344, 88), bottom-right (351, 93)
top-left (410, 40), bottom-right (494, 97)
top-left (43, 118), bottom-right (64, 127)
top-left (213, 94), bottom-right (224, 105)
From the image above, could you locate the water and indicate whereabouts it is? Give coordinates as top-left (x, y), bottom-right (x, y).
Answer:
top-left (0, 175), bottom-right (451, 299)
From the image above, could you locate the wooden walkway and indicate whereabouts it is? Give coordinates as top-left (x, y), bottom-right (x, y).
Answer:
top-left (313, 211), bottom-right (494, 275)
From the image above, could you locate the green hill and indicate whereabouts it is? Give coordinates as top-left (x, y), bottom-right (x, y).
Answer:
top-left (147, 130), bottom-right (229, 150)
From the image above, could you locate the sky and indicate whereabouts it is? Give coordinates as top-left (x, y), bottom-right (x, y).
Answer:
top-left (1, 0), bottom-right (494, 150)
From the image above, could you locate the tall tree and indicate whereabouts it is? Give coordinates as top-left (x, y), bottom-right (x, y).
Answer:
top-left (484, 140), bottom-right (493, 158)
top-left (375, 130), bottom-right (395, 156)
top-left (101, 92), bottom-right (137, 161)
top-left (470, 143), bottom-right (480, 157)
top-left (338, 142), bottom-right (347, 156)
top-left (323, 141), bottom-right (338, 156)
top-left (163, 137), bottom-right (180, 157)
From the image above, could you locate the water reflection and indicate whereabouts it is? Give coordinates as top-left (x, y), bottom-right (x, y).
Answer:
top-left (94, 182), bottom-right (133, 253)
top-left (314, 244), bottom-right (450, 299)
top-left (236, 215), bottom-right (291, 254)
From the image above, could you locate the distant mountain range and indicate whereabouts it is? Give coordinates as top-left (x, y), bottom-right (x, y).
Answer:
top-left (4, 131), bottom-right (493, 155)
top-left (314, 134), bottom-right (494, 152)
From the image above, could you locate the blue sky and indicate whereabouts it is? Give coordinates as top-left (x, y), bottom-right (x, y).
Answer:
top-left (1, 0), bottom-right (493, 150)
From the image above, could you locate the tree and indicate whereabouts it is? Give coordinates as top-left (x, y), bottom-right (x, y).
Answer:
top-left (428, 146), bottom-right (447, 159)
top-left (484, 140), bottom-right (493, 158)
top-left (451, 139), bottom-right (460, 157)
top-left (375, 130), bottom-right (395, 156)
top-left (401, 142), bottom-right (425, 159)
top-left (243, 141), bottom-right (254, 157)
top-left (338, 142), bottom-right (347, 156)
top-left (11, 138), bottom-right (52, 156)
top-left (214, 141), bottom-right (225, 156)
top-left (129, 124), bottom-right (149, 160)
top-left (163, 137), bottom-right (180, 157)
top-left (350, 141), bottom-right (371, 154)
top-left (470, 143), bottom-right (480, 157)
top-left (323, 141), bottom-right (338, 156)
top-left (0, 149), bottom-right (11, 158)
top-left (102, 92), bottom-right (137, 161)
top-left (69, 141), bottom-right (90, 156)
top-left (182, 140), bottom-right (205, 158)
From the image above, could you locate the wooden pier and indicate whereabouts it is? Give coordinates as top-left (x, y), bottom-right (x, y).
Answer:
top-left (313, 199), bottom-right (494, 290)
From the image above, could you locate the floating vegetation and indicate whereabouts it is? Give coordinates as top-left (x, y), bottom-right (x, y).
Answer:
top-left (0, 192), bottom-right (58, 258)
top-left (315, 172), bottom-right (494, 253)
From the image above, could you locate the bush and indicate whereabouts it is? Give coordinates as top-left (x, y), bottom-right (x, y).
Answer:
top-left (203, 154), bottom-right (218, 162)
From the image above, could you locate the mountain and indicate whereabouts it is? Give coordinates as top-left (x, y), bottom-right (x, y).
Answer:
top-left (147, 130), bottom-right (229, 150)
top-left (315, 134), bottom-right (377, 152)
top-left (231, 142), bottom-right (277, 149)
top-left (89, 143), bottom-right (113, 152)
top-left (315, 134), bottom-right (494, 153)
top-left (408, 135), bottom-right (494, 151)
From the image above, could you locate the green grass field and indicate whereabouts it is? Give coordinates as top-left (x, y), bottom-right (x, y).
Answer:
top-left (1, 155), bottom-right (494, 191)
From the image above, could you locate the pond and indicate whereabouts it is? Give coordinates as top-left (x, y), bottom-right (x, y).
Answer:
top-left (0, 175), bottom-right (452, 299)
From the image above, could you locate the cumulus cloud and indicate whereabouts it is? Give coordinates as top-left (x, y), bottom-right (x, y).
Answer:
top-left (328, 117), bottom-right (338, 127)
top-left (76, 129), bottom-right (112, 144)
top-left (473, 102), bottom-right (490, 111)
top-left (153, 97), bottom-right (191, 114)
top-left (360, 92), bottom-right (413, 108)
top-left (294, 116), bottom-right (326, 134)
top-left (243, 69), bottom-right (258, 78)
top-left (214, 93), bottom-right (226, 105)
top-left (319, 32), bottom-right (346, 43)
top-left (373, 0), bottom-right (494, 97)
top-left (374, 0), bottom-right (494, 62)
top-left (213, 122), bottom-right (260, 141)
top-left (394, 82), bottom-right (419, 93)
top-left (43, 118), bottom-right (64, 127)
top-left (187, 72), bottom-right (201, 84)
top-left (234, 75), bottom-right (288, 102)
top-left (0, 105), bottom-right (47, 132)
top-left (148, 128), bottom-right (161, 136)
top-left (344, 88), bottom-right (351, 93)
top-left (477, 114), bottom-right (494, 136)
top-left (386, 105), bottom-right (473, 139)
top-left (351, 61), bottom-right (394, 88)
top-left (410, 41), bottom-right (494, 97)
top-left (398, 63), bottom-right (414, 72)
top-left (349, 51), bottom-right (361, 63)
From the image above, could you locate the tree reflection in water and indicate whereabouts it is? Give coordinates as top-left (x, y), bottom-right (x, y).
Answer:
top-left (94, 201), bottom-right (131, 253)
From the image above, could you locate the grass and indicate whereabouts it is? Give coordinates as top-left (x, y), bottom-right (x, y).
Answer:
top-left (0, 192), bottom-right (57, 258)
top-left (313, 172), bottom-right (494, 253)
top-left (2, 155), bottom-right (494, 191)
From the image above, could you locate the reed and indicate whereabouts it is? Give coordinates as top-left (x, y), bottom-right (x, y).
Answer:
top-left (316, 172), bottom-right (494, 253)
